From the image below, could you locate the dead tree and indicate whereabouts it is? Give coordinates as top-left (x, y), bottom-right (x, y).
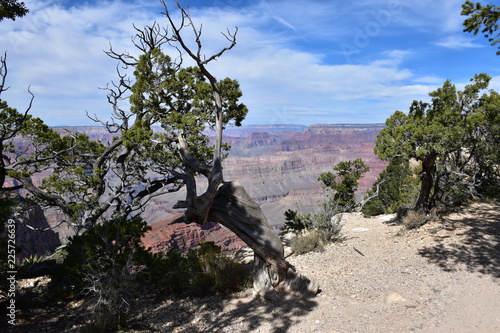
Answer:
top-left (159, 0), bottom-right (319, 300)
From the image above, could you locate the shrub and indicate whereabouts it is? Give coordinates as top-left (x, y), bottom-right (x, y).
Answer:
top-left (19, 254), bottom-right (44, 267)
top-left (310, 198), bottom-right (345, 243)
top-left (202, 245), bottom-right (252, 292)
top-left (290, 231), bottom-right (324, 255)
top-left (146, 241), bottom-right (251, 296)
top-left (53, 220), bottom-right (251, 330)
top-left (284, 197), bottom-right (345, 255)
top-left (401, 209), bottom-right (437, 229)
top-left (279, 209), bottom-right (311, 236)
top-left (51, 215), bottom-right (152, 331)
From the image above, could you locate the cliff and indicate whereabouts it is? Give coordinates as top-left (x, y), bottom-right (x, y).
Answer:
top-left (142, 214), bottom-right (247, 253)
top-left (12, 123), bottom-right (387, 257)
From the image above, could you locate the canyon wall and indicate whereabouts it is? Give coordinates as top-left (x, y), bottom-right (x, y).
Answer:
top-left (10, 124), bottom-right (387, 256)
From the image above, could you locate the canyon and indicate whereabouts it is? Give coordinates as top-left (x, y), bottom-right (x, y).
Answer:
top-left (11, 123), bottom-right (387, 256)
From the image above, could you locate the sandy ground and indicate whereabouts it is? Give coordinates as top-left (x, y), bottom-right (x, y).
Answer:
top-left (137, 203), bottom-right (500, 333)
top-left (6, 203), bottom-right (500, 332)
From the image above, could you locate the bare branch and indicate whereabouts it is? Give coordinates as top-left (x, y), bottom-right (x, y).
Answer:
top-left (0, 51), bottom-right (8, 94)
top-left (161, 0), bottom-right (237, 85)
top-left (104, 42), bottom-right (137, 67)
top-left (130, 176), bottom-right (183, 211)
top-left (356, 179), bottom-right (387, 212)
top-left (23, 219), bottom-right (67, 232)
top-left (16, 176), bottom-right (79, 226)
top-left (1, 184), bottom-right (23, 191)
top-left (6, 133), bottom-right (77, 170)
top-left (94, 65), bottom-right (134, 132)
top-left (1, 85), bottom-right (34, 142)
top-left (204, 27), bottom-right (238, 64)
top-left (132, 22), bottom-right (169, 53)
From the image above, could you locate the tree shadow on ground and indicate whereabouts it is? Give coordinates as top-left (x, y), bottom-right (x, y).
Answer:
top-left (201, 292), bottom-right (318, 333)
top-left (6, 286), bottom-right (317, 333)
top-left (1, 287), bottom-right (88, 333)
top-left (129, 290), bottom-right (318, 333)
top-left (417, 204), bottom-right (500, 279)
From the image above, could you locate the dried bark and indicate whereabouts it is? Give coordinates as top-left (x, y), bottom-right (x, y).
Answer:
top-left (207, 181), bottom-right (319, 300)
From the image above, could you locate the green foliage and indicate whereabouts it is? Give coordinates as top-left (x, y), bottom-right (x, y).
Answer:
top-left (146, 240), bottom-right (251, 296)
top-left (126, 48), bottom-right (248, 172)
top-left (283, 196), bottom-right (345, 255)
top-left (0, 0), bottom-right (29, 22)
top-left (375, 73), bottom-right (500, 211)
top-left (279, 209), bottom-right (311, 235)
top-left (310, 197), bottom-right (345, 243)
top-left (35, 133), bottom-right (107, 224)
top-left (462, 1), bottom-right (500, 54)
top-left (19, 254), bottom-right (43, 267)
top-left (1, 94), bottom-right (102, 228)
top-left (53, 215), bottom-right (151, 289)
top-left (318, 158), bottom-right (369, 210)
top-left (52, 216), bottom-right (251, 330)
top-left (465, 89), bottom-right (500, 198)
top-left (362, 157), bottom-right (420, 216)
top-left (52, 216), bottom-right (152, 331)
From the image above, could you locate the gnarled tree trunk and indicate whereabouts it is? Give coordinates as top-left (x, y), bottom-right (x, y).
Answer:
top-left (163, 0), bottom-right (319, 300)
top-left (208, 181), bottom-right (319, 300)
top-left (415, 153), bottom-right (438, 211)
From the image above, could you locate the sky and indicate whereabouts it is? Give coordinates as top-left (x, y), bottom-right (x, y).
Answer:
top-left (0, 0), bottom-right (499, 126)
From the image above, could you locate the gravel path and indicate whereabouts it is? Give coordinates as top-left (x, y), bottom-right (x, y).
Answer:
top-left (136, 203), bottom-right (499, 333)
top-left (283, 206), bottom-right (500, 333)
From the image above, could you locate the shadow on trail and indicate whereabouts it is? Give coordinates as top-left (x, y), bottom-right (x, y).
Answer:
top-left (418, 204), bottom-right (500, 279)
top-left (131, 291), bottom-right (318, 333)
top-left (201, 292), bottom-right (318, 333)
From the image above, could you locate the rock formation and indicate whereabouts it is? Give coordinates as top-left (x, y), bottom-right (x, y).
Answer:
top-left (12, 124), bottom-right (387, 258)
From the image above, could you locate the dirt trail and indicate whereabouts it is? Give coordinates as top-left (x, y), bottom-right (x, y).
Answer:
top-left (283, 204), bottom-right (500, 333)
top-left (141, 203), bottom-right (499, 333)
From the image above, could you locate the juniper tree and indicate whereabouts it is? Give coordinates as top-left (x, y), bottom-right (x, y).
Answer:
top-left (361, 156), bottom-right (420, 216)
top-left (375, 73), bottom-right (500, 211)
top-left (462, 1), bottom-right (500, 54)
top-left (3, 0), bottom-right (319, 300)
top-left (97, 1), bottom-right (318, 299)
top-left (0, 0), bottom-right (28, 22)
top-left (318, 158), bottom-right (369, 211)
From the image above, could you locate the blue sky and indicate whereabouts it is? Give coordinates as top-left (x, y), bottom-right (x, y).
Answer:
top-left (1, 0), bottom-right (499, 126)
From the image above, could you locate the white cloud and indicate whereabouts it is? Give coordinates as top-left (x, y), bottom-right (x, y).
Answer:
top-left (412, 75), bottom-right (445, 84)
top-left (0, 0), bottom-right (494, 126)
top-left (389, 0), bottom-right (465, 32)
top-left (435, 35), bottom-right (485, 49)
top-left (485, 75), bottom-right (500, 93)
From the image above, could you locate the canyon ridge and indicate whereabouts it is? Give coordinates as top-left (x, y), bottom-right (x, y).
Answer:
top-left (13, 123), bottom-right (387, 257)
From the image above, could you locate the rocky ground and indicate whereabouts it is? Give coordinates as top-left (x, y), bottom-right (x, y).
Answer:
top-left (6, 203), bottom-right (500, 332)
